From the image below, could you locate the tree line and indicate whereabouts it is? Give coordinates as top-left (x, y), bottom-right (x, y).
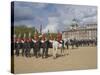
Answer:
top-left (14, 25), bottom-right (57, 38)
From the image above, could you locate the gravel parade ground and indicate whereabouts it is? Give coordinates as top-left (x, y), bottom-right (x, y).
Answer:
top-left (13, 46), bottom-right (97, 74)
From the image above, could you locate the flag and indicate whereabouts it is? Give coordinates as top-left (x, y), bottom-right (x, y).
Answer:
top-left (47, 29), bottom-right (50, 39)
top-left (40, 25), bottom-right (42, 34)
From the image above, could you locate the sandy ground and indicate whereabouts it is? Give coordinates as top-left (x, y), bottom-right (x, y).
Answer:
top-left (13, 46), bottom-right (97, 74)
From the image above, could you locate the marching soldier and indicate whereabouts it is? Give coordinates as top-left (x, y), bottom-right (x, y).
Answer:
top-left (13, 34), bottom-right (17, 55)
top-left (45, 37), bottom-right (50, 58)
top-left (16, 34), bottom-right (21, 56)
top-left (57, 32), bottom-right (64, 56)
top-left (49, 34), bottom-right (54, 48)
top-left (52, 37), bottom-right (59, 59)
top-left (25, 37), bottom-right (31, 57)
top-left (41, 33), bottom-right (47, 58)
top-left (27, 32), bottom-right (33, 57)
top-left (11, 34), bottom-right (16, 56)
top-left (22, 33), bottom-right (27, 56)
top-left (57, 32), bottom-right (62, 43)
top-left (33, 30), bottom-right (40, 58)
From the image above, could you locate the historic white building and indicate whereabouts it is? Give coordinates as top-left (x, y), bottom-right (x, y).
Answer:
top-left (62, 23), bottom-right (97, 40)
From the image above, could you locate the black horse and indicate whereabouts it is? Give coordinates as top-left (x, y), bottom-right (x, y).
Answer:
top-left (65, 40), bottom-right (69, 49)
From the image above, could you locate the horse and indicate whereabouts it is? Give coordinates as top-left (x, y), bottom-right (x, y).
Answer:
top-left (69, 39), bottom-right (79, 49)
top-left (65, 40), bottom-right (69, 49)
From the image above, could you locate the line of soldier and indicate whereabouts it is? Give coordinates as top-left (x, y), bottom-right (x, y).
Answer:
top-left (13, 31), bottom-right (65, 59)
top-left (65, 38), bottom-right (97, 49)
top-left (12, 31), bottom-right (97, 59)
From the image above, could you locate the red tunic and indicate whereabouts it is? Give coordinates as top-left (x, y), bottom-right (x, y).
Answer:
top-left (28, 38), bottom-right (32, 42)
top-left (17, 38), bottom-right (22, 43)
top-left (57, 32), bottom-right (62, 42)
top-left (27, 38), bottom-right (30, 43)
top-left (23, 38), bottom-right (27, 42)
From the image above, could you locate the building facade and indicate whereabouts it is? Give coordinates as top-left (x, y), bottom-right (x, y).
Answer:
top-left (62, 23), bottom-right (97, 40)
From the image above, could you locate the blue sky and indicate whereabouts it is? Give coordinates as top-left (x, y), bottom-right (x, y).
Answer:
top-left (12, 1), bottom-right (97, 33)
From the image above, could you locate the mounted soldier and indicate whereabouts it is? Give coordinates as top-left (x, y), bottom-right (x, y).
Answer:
top-left (74, 38), bottom-right (79, 48)
top-left (65, 39), bottom-right (69, 49)
top-left (70, 39), bottom-right (74, 49)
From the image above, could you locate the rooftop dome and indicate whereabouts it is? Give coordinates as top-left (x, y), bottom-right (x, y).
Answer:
top-left (70, 19), bottom-right (79, 29)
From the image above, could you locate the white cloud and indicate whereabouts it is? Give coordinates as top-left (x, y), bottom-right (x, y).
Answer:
top-left (42, 17), bottom-right (59, 33)
top-left (55, 5), bottom-right (97, 25)
top-left (42, 5), bottom-right (97, 32)
top-left (81, 16), bottom-right (97, 24)
top-left (14, 2), bottom-right (97, 32)
top-left (26, 24), bottom-right (33, 28)
top-left (42, 24), bottom-right (58, 33)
